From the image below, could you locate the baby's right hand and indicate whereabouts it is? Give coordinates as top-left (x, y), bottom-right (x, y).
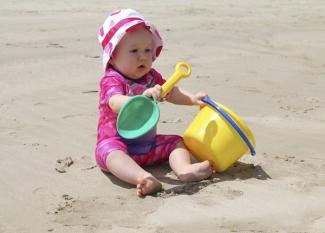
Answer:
top-left (142, 84), bottom-right (162, 101)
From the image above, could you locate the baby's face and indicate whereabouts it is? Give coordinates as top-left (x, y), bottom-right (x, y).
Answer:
top-left (110, 26), bottom-right (154, 79)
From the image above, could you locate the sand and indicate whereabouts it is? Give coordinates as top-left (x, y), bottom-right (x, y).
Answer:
top-left (1, 0), bottom-right (325, 232)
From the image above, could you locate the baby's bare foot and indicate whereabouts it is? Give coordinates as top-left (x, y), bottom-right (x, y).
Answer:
top-left (178, 160), bottom-right (213, 182)
top-left (136, 175), bottom-right (162, 197)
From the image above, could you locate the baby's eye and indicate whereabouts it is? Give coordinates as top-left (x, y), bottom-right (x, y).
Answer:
top-left (130, 49), bottom-right (138, 53)
top-left (145, 48), bottom-right (152, 53)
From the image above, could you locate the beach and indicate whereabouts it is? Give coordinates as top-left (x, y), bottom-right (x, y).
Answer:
top-left (1, 0), bottom-right (325, 232)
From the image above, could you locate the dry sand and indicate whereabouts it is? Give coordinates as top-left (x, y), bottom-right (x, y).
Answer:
top-left (1, 0), bottom-right (325, 232)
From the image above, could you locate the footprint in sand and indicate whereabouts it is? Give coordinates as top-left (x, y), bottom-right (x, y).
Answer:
top-left (47, 43), bottom-right (64, 48)
top-left (55, 156), bottom-right (74, 173)
top-left (278, 96), bottom-right (321, 115)
top-left (224, 188), bottom-right (244, 200)
top-left (52, 194), bottom-right (76, 214)
top-left (55, 155), bottom-right (96, 173)
top-left (195, 75), bottom-right (210, 79)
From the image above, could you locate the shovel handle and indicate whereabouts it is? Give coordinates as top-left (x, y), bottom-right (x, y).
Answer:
top-left (161, 62), bottom-right (191, 98)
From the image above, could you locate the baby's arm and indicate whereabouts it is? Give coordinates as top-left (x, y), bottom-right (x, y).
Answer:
top-left (109, 95), bottom-right (130, 113)
top-left (166, 87), bottom-right (207, 106)
top-left (108, 85), bottom-right (163, 113)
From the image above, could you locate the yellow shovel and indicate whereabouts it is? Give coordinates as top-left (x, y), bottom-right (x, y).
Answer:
top-left (161, 62), bottom-right (192, 98)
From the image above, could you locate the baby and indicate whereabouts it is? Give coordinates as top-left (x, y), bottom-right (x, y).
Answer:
top-left (96, 9), bottom-right (212, 197)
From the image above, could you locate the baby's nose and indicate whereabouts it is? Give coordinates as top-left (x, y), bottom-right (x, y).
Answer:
top-left (139, 52), bottom-right (147, 60)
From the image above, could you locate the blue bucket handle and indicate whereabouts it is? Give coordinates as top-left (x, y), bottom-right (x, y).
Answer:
top-left (202, 97), bottom-right (256, 156)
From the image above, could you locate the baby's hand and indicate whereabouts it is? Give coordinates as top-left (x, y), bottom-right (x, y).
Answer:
top-left (143, 84), bottom-right (162, 101)
top-left (191, 92), bottom-right (208, 106)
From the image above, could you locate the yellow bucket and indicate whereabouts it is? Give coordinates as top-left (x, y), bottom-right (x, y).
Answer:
top-left (183, 97), bottom-right (256, 172)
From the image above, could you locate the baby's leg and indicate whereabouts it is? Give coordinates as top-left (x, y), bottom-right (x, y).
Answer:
top-left (106, 150), bottom-right (162, 197)
top-left (169, 141), bottom-right (213, 182)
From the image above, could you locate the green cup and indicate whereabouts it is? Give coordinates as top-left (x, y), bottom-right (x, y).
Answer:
top-left (117, 95), bottom-right (160, 140)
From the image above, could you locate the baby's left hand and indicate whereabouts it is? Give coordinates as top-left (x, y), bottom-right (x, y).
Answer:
top-left (191, 92), bottom-right (208, 106)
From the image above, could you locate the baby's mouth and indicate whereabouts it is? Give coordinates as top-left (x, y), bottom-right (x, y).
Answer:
top-left (138, 65), bottom-right (145, 69)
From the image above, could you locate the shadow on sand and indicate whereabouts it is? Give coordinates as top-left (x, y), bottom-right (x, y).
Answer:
top-left (104, 161), bottom-right (271, 197)
top-left (156, 161), bottom-right (271, 197)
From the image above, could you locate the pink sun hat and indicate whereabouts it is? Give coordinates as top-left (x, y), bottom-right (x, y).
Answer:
top-left (98, 9), bottom-right (163, 71)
